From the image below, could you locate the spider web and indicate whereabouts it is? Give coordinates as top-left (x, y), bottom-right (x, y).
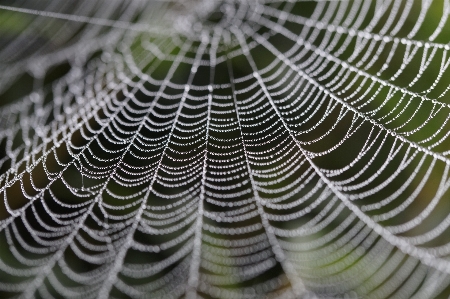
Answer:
top-left (1, 0), bottom-right (450, 298)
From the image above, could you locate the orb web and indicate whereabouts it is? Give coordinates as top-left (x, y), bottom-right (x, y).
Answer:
top-left (1, 0), bottom-right (450, 298)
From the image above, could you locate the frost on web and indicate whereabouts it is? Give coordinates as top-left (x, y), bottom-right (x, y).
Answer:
top-left (1, 0), bottom-right (450, 298)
